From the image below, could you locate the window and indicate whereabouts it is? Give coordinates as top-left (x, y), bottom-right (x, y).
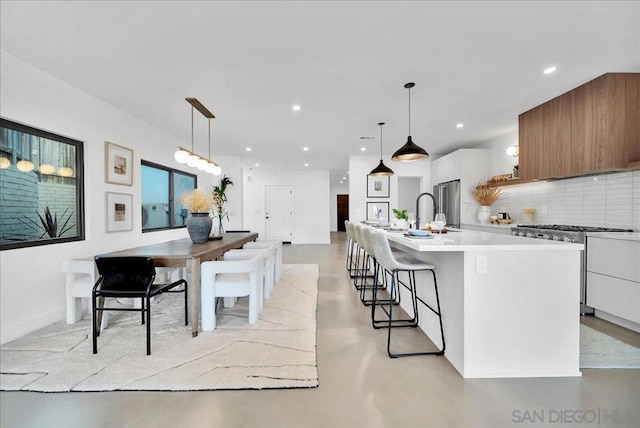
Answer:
top-left (0, 117), bottom-right (85, 250)
top-left (141, 160), bottom-right (196, 232)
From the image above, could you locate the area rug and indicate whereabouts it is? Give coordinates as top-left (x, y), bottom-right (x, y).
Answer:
top-left (0, 264), bottom-right (319, 392)
top-left (580, 324), bottom-right (640, 369)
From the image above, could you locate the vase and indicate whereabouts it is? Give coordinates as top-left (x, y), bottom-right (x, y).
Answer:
top-left (477, 205), bottom-right (491, 224)
top-left (186, 213), bottom-right (212, 243)
top-left (394, 219), bottom-right (409, 229)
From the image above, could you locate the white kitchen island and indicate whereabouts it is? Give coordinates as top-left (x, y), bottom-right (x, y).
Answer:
top-left (384, 229), bottom-right (583, 378)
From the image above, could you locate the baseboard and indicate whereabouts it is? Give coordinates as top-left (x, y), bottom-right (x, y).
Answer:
top-left (292, 238), bottom-right (331, 244)
top-left (0, 306), bottom-right (66, 346)
top-left (594, 310), bottom-right (640, 333)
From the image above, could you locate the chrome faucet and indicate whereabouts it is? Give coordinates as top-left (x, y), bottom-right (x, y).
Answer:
top-left (416, 192), bottom-right (438, 229)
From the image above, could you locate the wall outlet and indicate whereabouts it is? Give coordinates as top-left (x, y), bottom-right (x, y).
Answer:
top-left (541, 205), bottom-right (548, 215)
top-left (476, 255), bottom-right (488, 274)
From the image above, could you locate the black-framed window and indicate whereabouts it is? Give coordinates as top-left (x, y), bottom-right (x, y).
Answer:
top-left (0, 117), bottom-right (85, 250)
top-left (141, 160), bottom-right (197, 232)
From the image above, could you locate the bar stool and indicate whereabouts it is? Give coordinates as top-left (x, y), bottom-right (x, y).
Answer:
top-left (351, 223), bottom-right (375, 290)
top-left (368, 230), bottom-right (445, 358)
top-left (200, 251), bottom-right (264, 331)
top-left (357, 226), bottom-right (392, 306)
top-left (345, 221), bottom-right (357, 275)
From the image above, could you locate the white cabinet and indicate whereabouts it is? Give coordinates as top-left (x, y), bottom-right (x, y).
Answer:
top-left (586, 235), bottom-right (640, 332)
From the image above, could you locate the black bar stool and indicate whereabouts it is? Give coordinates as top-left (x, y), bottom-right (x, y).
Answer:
top-left (368, 230), bottom-right (445, 358)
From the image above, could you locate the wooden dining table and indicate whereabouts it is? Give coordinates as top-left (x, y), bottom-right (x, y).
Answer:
top-left (97, 232), bottom-right (258, 337)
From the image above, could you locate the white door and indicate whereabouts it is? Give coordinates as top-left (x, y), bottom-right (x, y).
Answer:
top-left (265, 185), bottom-right (293, 242)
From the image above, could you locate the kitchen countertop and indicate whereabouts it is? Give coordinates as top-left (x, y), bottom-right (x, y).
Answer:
top-left (384, 228), bottom-right (584, 252)
top-left (585, 231), bottom-right (640, 241)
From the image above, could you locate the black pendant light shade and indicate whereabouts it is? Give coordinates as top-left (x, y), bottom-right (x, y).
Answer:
top-left (392, 82), bottom-right (429, 162)
top-left (369, 122), bottom-right (394, 176)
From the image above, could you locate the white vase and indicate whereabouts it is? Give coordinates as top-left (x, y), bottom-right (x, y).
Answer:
top-left (394, 218), bottom-right (409, 229)
top-left (477, 205), bottom-right (491, 224)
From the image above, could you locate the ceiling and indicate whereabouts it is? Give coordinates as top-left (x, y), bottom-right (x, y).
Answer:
top-left (1, 1), bottom-right (639, 184)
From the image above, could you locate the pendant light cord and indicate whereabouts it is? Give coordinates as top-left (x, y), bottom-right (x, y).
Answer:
top-left (208, 118), bottom-right (211, 160)
top-left (380, 124), bottom-right (383, 159)
top-left (191, 105), bottom-right (194, 152)
top-left (408, 86), bottom-right (411, 135)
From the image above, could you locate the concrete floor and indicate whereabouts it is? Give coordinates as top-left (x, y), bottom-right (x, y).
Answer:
top-left (1, 232), bottom-right (639, 428)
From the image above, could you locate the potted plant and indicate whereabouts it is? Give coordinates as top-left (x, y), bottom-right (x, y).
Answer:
top-left (392, 208), bottom-right (409, 229)
top-left (179, 189), bottom-right (214, 243)
top-left (212, 175), bottom-right (234, 234)
top-left (469, 182), bottom-right (503, 224)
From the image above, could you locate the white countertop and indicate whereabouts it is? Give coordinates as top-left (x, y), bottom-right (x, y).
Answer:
top-left (383, 228), bottom-right (584, 252)
top-left (585, 232), bottom-right (640, 242)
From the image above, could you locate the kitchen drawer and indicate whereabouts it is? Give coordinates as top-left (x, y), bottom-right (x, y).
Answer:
top-left (587, 272), bottom-right (640, 324)
top-left (587, 237), bottom-right (640, 282)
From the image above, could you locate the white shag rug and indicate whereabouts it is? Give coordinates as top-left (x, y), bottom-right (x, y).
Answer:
top-left (580, 324), bottom-right (640, 369)
top-left (0, 264), bottom-right (319, 392)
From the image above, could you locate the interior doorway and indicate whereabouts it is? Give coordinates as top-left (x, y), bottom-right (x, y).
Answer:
top-left (265, 185), bottom-right (293, 242)
top-left (337, 194), bottom-right (349, 231)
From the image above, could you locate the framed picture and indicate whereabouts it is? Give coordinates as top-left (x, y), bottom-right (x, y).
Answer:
top-left (367, 175), bottom-right (390, 198)
top-left (105, 141), bottom-right (133, 186)
top-left (366, 202), bottom-right (389, 222)
top-left (106, 192), bottom-right (133, 232)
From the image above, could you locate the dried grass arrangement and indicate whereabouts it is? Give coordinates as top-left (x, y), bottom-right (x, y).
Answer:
top-left (469, 182), bottom-right (503, 206)
top-left (179, 189), bottom-right (214, 213)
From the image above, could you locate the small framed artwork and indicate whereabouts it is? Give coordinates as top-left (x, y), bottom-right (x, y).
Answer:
top-left (367, 175), bottom-right (390, 198)
top-left (366, 201), bottom-right (389, 222)
top-left (106, 192), bottom-right (133, 232)
top-left (105, 141), bottom-right (133, 186)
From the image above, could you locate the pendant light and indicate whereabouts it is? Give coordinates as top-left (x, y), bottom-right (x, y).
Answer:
top-left (174, 98), bottom-right (222, 175)
top-left (369, 122), bottom-right (394, 177)
top-left (392, 82), bottom-right (429, 162)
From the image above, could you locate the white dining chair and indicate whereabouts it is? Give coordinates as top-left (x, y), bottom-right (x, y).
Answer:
top-left (200, 252), bottom-right (264, 331)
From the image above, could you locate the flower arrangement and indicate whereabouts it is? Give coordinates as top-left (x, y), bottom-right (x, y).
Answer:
top-left (179, 189), bottom-right (213, 213)
top-left (212, 175), bottom-right (234, 232)
top-left (469, 182), bottom-right (503, 206)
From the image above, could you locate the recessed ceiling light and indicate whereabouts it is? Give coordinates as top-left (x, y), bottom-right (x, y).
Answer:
top-left (246, 147), bottom-right (252, 152)
top-left (304, 163), bottom-right (309, 167)
top-left (456, 123), bottom-right (464, 128)
top-left (543, 66), bottom-right (557, 75)
top-left (361, 147), bottom-right (366, 151)
top-left (292, 105), bottom-right (301, 111)
top-left (342, 177), bottom-right (346, 180)
top-left (255, 163), bottom-right (260, 167)
top-left (303, 147), bottom-right (309, 151)
top-left (339, 181), bottom-right (343, 184)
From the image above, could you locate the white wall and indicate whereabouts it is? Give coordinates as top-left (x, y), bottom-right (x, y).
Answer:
top-left (348, 155), bottom-right (431, 224)
top-left (0, 51), bottom-right (243, 344)
top-left (242, 169), bottom-right (330, 244)
top-left (478, 130), bottom-right (519, 177)
top-left (330, 182), bottom-right (349, 231)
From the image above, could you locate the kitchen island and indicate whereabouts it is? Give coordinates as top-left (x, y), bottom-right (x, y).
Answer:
top-left (385, 229), bottom-right (583, 378)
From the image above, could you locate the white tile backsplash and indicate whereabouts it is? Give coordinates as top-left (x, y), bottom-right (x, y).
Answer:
top-left (497, 171), bottom-right (639, 229)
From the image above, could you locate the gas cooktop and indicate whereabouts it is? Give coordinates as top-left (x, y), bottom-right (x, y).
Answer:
top-left (515, 224), bottom-right (632, 233)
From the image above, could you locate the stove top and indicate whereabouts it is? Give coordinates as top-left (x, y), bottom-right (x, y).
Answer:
top-left (515, 224), bottom-right (632, 233)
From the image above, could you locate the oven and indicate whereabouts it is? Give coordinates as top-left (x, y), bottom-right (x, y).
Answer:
top-left (511, 224), bottom-right (632, 315)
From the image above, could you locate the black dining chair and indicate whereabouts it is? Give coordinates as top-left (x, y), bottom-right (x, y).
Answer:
top-left (92, 256), bottom-right (188, 355)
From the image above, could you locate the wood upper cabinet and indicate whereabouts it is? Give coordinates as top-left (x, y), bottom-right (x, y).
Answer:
top-left (519, 73), bottom-right (640, 181)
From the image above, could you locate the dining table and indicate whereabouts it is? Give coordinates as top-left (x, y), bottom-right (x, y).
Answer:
top-left (97, 232), bottom-right (258, 337)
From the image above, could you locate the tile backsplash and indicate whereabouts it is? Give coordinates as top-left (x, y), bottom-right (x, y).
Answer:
top-left (495, 171), bottom-right (640, 230)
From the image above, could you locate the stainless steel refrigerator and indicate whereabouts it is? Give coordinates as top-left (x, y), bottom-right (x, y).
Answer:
top-left (433, 180), bottom-right (461, 228)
